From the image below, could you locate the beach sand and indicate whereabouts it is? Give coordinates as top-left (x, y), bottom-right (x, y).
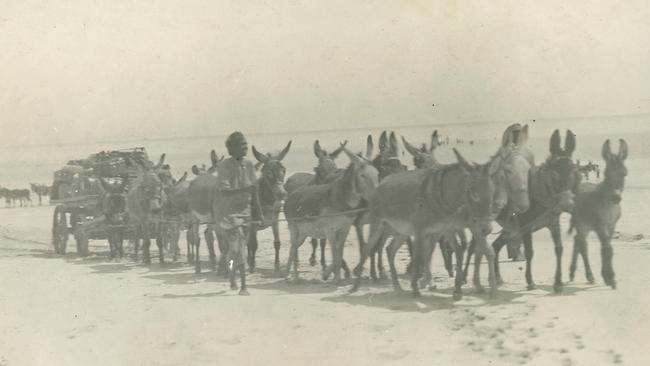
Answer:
top-left (1, 189), bottom-right (648, 366)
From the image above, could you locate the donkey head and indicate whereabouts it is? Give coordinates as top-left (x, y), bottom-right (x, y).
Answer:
top-left (454, 148), bottom-right (503, 235)
top-left (402, 130), bottom-right (441, 169)
top-left (372, 131), bottom-right (406, 180)
top-left (191, 150), bottom-right (224, 176)
top-left (252, 141), bottom-right (292, 202)
top-left (313, 140), bottom-right (347, 182)
top-left (601, 139), bottom-right (629, 203)
top-left (544, 129), bottom-right (580, 212)
top-left (341, 147), bottom-right (379, 208)
top-left (99, 177), bottom-right (128, 222)
top-left (494, 123), bottom-right (532, 214)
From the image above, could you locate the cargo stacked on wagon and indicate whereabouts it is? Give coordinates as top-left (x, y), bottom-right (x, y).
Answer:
top-left (50, 147), bottom-right (151, 255)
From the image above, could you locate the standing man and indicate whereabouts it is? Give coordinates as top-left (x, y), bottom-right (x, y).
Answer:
top-left (215, 131), bottom-right (258, 295)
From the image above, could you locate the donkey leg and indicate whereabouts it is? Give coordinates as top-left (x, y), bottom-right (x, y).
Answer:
top-left (569, 235), bottom-right (580, 282)
top-left (386, 236), bottom-right (406, 292)
top-left (463, 238), bottom-right (476, 285)
top-left (596, 228), bottom-right (616, 289)
top-left (143, 229), bottom-right (152, 265)
top-left (272, 222), bottom-right (281, 272)
top-left (156, 225), bottom-right (165, 265)
top-left (351, 222), bottom-right (383, 291)
top-left (578, 233), bottom-right (595, 284)
top-left (205, 226), bottom-right (217, 271)
top-left (473, 239), bottom-right (485, 294)
top-left (452, 235), bottom-right (465, 300)
top-left (309, 239), bottom-right (317, 267)
top-left (419, 237), bottom-right (435, 291)
top-left (491, 234), bottom-right (508, 285)
top-left (410, 232), bottom-right (425, 298)
top-left (320, 239), bottom-right (327, 269)
top-left (194, 226), bottom-right (202, 274)
top-left (245, 225), bottom-right (257, 273)
top-left (522, 231), bottom-right (536, 290)
top-left (217, 231), bottom-right (229, 277)
top-left (377, 240), bottom-right (388, 280)
top-left (549, 224), bottom-right (564, 293)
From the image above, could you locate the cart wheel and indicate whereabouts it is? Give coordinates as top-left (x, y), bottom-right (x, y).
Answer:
top-left (51, 206), bottom-right (69, 254)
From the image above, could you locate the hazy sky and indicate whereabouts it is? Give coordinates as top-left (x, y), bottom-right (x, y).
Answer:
top-left (1, 0), bottom-right (649, 145)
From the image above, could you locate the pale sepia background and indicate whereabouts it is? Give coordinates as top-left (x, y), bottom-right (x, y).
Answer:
top-left (1, 1), bottom-right (649, 366)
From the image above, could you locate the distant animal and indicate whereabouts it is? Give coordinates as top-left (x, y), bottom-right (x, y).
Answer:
top-left (576, 160), bottom-right (600, 181)
top-left (30, 183), bottom-right (50, 206)
top-left (284, 147), bottom-right (379, 283)
top-left (11, 189), bottom-right (31, 207)
top-left (569, 139), bottom-right (628, 289)
top-left (247, 141), bottom-right (292, 272)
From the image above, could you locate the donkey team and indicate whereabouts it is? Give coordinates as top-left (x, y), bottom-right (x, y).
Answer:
top-left (92, 124), bottom-right (629, 297)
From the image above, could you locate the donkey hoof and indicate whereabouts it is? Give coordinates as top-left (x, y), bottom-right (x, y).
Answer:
top-left (527, 283), bottom-right (537, 290)
top-left (610, 281), bottom-right (617, 289)
top-left (309, 256), bottom-right (317, 267)
top-left (496, 277), bottom-right (505, 286)
top-left (195, 267), bottom-right (202, 274)
top-left (239, 289), bottom-right (250, 296)
top-left (453, 291), bottom-right (463, 301)
top-left (344, 271), bottom-right (352, 280)
top-left (587, 277), bottom-right (595, 285)
top-left (489, 290), bottom-right (498, 300)
top-left (379, 271), bottom-right (388, 281)
top-left (352, 266), bottom-right (363, 278)
top-left (475, 286), bottom-right (485, 294)
top-left (553, 283), bottom-right (563, 294)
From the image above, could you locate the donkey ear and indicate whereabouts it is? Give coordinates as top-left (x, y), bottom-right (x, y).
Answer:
top-left (601, 139), bottom-right (612, 160)
top-left (191, 165), bottom-right (200, 176)
top-left (251, 145), bottom-right (267, 163)
top-left (342, 146), bottom-right (362, 165)
top-left (550, 129), bottom-right (562, 155)
top-left (154, 153), bottom-right (166, 170)
top-left (487, 154), bottom-right (503, 176)
top-left (453, 148), bottom-right (474, 172)
top-left (210, 150), bottom-right (219, 167)
top-left (618, 139), bottom-right (628, 160)
top-left (430, 130), bottom-right (440, 151)
top-left (330, 140), bottom-right (348, 159)
top-left (313, 140), bottom-right (324, 158)
top-left (379, 131), bottom-right (388, 155)
top-left (277, 140), bottom-right (292, 161)
top-left (501, 125), bottom-right (515, 148)
top-left (519, 125), bottom-right (529, 145)
top-left (365, 135), bottom-right (374, 160)
top-left (389, 131), bottom-right (399, 156)
top-left (402, 136), bottom-right (422, 157)
top-left (564, 130), bottom-right (576, 155)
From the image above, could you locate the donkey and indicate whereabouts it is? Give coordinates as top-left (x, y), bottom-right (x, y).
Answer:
top-left (30, 183), bottom-right (50, 206)
top-left (355, 131), bottom-right (408, 281)
top-left (99, 177), bottom-right (128, 260)
top-left (352, 148), bottom-right (505, 299)
top-left (11, 189), bottom-right (31, 207)
top-left (284, 147), bottom-right (379, 283)
top-left (161, 172), bottom-right (189, 261)
top-left (402, 130), bottom-right (457, 277)
top-left (489, 129), bottom-right (580, 293)
top-left (569, 139), bottom-right (628, 289)
top-left (125, 159), bottom-right (167, 265)
top-left (187, 150), bottom-right (226, 273)
top-left (284, 140), bottom-right (348, 270)
top-left (247, 141), bottom-right (292, 272)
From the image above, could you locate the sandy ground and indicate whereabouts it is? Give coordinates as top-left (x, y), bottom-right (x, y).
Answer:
top-left (1, 200), bottom-right (649, 366)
